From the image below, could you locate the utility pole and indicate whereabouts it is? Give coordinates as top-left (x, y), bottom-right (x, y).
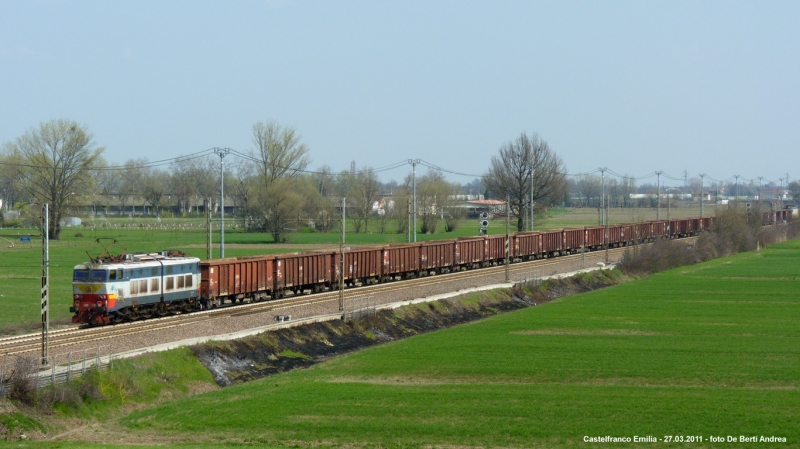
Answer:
top-left (667, 182), bottom-right (671, 235)
top-left (408, 159), bottom-right (420, 242)
top-left (758, 176), bottom-right (763, 201)
top-left (599, 167), bottom-right (607, 226)
top-left (734, 175), bottom-right (740, 204)
top-left (206, 206), bottom-right (212, 259)
top-left (213, 148), bottom-right (231, 258)
top-left (505, 195), bottom-right (510, 282)
top-left (339, 197), bottom-right (345, 312)
top-left (41, 204), bottom-right (49, 362)
top-left (699, 173), bottom-right (706, 227)
top-left (529, 167), bottom-right (534, 231)
top-left (655, 171), bottom-right (662, 221)
top-left (406, 198), bottom-right (411, 243)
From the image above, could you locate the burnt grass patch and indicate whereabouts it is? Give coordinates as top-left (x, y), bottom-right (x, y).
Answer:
top-left (192, 269), bottom-right (626, 387)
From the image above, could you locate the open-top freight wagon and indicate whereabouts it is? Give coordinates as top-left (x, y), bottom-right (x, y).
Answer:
top-left (73, 215), bottom-right (721, 325)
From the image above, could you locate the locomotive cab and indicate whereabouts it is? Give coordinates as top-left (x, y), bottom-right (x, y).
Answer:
top-left (71, 253), bottom-right (201, 325)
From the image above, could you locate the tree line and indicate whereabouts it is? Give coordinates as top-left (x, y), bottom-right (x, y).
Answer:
top-left (10, 118), bottom-right (772, 241)
top-left (0, 119), bottom-right (476, 240)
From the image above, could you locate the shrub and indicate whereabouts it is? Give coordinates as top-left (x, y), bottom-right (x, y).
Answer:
top-left (7, 357), bottom-right (38, 406)
top-left (622, 209), bottom-right (800, 276)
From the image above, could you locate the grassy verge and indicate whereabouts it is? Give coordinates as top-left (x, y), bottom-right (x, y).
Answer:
top-left (0, 348), bottom-right (217, 444)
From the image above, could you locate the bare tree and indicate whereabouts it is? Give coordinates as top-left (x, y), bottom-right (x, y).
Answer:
top-left (250, 121), bottom-right (311, 242)
top-left (604, 178), bottom-right (616, 207)
top-left (351, 168), bottom-right (380, 233)
top-left (442, 182), bottom-right (464, 232)
top-left (228, 157), bottom-right (257, 222)
top-left (92, 160), bottom-right (120, 215)
top-left (142, 168), bottom-right (169, 215)
top-left (392, 189), bottom-right (411, 235)
top-left (788, 181), bottom-right (800, 204)
top-left (7, 119), bottom-right (104, 239)
top-left (409, 169), bottom-right (453, 234)
top-left (0, 145), bottom-right (25, 213)
top-left (169, 159), bottom-right (194, 216)
top-left (621, 175), bottom-right (636, 207)
top-left (575, 175), bottom-right (601, 207)
top-left (119, 158), bottom-right (146, 215)
top-left (252, 120), bottom-right (310, 184)
top-left (484, 133), bottom-right (567, 231)
top-left (309, 166), bottom-right (337, 232)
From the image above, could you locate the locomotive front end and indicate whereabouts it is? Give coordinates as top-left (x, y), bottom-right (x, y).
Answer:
top-left (70, 264), bottom-right (121, 325)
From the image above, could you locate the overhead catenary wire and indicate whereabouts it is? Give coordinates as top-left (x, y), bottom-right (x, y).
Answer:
top-left (0, 145), bottom-right (790, 187)
top-left (228, 149), bottom-right (409, 176)
top-left (0, 148), bottom-right (217, 171)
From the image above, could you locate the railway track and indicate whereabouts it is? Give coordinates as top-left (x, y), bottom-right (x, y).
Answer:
top-left (0, 238), bottom-right (693, 358)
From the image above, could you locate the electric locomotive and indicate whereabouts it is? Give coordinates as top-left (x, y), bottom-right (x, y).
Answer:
top-left (71, 252), bottom-right (201, 325)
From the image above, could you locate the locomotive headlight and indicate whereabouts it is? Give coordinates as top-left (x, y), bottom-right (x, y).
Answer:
top-left (74, 294), bottom-right (80, 300)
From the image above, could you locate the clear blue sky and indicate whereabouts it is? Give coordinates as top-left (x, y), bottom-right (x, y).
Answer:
top-left (2, 0), bottom-right (798, 187)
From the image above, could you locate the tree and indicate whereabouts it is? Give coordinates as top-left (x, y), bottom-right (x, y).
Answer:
top-left (484, 133), bottom-right (567, 232)
top-left (7, 119), bottom-right (104, 239)
top-left (142, 168), bottom-right (169, 215)
top-left (788, 181), bottom-right (800, 204)
top-left (351, 168), bottom-right (380, 233)
top-left (92, 160), bottom-right (121, 215)
top-left (309, 166), bottom-right (337, 232)
top-left (0, 145), bottom-right (24, 214)
top-left (391, 189), bottom-right (411, 235)
top-left (252, 120), bottom-right (310, 184)
top-left (250, 121), bottom-right (311, 242)
top-left (574, 174), bottom-right (601, 207)
top-left (119, 158), bottom-right (146, 215)
top-left (228, 157), bottom-right (258, 222)
top-left (621, 175), bottom-right (636, 207)
top-left (168, 155), bottom-right (218, 216)
top-left (411, 169), bottom-right (453, 234)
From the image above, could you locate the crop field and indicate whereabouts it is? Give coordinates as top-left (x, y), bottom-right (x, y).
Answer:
top-left (105, 239), bottom-right (800, 448)
top-left (0, 205), bottom-right (710, 330)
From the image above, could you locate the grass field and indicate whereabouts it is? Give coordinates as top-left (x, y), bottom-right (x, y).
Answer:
top-left (0, 205), bottom-right (711, 330)
top-left (102, 239), bottom-right (800, 448)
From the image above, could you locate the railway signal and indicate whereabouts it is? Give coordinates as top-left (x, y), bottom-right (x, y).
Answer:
top-left (479, 212), bottom-right (489, 235)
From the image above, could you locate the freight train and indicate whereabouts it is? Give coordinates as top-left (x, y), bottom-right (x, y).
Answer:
top-left (70, 212), bottom-right (786, 326)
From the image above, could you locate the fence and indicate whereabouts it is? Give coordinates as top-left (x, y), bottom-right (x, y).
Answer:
top-left (0, 345), bottom-right (112, 397)
top-left (343, 296), bottom-right (377, 322)
top-left (514, 269), bottom-right (542, 287)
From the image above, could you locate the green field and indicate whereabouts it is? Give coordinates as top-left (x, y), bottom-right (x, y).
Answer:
top-left (99, 239), bottom-right (800, 448)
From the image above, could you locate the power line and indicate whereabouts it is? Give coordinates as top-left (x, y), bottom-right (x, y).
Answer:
top-left (2, 145), bottom-right (791, 186)
top-left (228, 149), bottom-right (409, 176)
top-left (0, 149), bottom-right (216, 171)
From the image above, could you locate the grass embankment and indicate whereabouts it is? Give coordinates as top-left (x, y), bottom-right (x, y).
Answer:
top-left (0, 348), bottom-right (217, 444)
top-left (191, 272), bottom-right (625, 388)
top-left (107, 240), bottom-right (800, 447)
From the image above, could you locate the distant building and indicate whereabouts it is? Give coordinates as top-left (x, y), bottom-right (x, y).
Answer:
top-left (464, 199), bottom-right (507, 217)
top-left (59, 217), bottom-right (82, 227)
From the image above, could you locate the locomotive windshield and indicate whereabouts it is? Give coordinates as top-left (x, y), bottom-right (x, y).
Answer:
top-left (73, 269), bottom-right (108, 282)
